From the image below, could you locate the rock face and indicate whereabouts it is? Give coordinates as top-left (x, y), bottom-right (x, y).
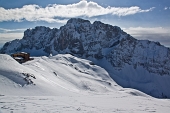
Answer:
top-left (1, 18), bottom-right (170, 98)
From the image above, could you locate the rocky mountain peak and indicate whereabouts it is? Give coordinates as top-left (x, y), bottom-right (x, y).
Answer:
top-left (67, 18), bottom-right (91, 25)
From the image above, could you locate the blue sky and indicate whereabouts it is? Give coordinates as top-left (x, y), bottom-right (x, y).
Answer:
top-left (0, 0), bottom-right (170, 47)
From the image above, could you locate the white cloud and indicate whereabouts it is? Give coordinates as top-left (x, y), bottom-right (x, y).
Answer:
top-left (0, 28), bottom-right (25, 47)
top-left (123, 27), bottom-right (170, 47)
top-left (0, 28), bottom-right (26, 33)
top-left (0, 33), bottom-right (23, 39)
top-left (0, 32), bottom-right (24, 47)
top-left (124, 27), bottom-right (170, 35)
top-left (164, 7), bottom-right (168, 10)
top-left (0, 1), bottom-right (154, 23)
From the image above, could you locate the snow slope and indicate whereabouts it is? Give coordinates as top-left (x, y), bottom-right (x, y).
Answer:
top-left (0, 54), bottom-right (120, 96)
top-left (0, 54), bottom-right (75, 96)
top-left (0, 54), bottom-right (170, 113)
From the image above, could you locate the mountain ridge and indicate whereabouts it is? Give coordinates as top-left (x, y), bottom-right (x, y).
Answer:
top-left (1, 18), bottom-right (170, 98)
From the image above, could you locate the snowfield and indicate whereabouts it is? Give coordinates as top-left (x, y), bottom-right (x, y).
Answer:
top-left (0, 54), bottom-right (170, 113)
top-left (1, 94), bottom-right (170, 113)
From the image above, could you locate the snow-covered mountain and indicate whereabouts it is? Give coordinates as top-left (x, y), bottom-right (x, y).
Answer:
top-left (1, 54), bottom-right (170, 113)
top-left (1, 18), bottom-right (170, 98)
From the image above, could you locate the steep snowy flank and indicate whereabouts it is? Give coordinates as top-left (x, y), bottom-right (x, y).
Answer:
top-left (0, 54), bottom-right (123, 96)
top-left (1, 18), bottom-right (170, 98)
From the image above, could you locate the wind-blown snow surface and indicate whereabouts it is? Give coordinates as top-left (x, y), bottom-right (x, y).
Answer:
top-left (0, 54), bottom-right (170, 113)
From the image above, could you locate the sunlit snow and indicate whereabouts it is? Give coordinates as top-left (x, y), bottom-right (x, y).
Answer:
top-left (0, 54), bottom-right (170, 113)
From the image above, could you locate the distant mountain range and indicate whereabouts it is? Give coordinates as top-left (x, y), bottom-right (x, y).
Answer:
top-left (1, 18), bottom-right (170, 98)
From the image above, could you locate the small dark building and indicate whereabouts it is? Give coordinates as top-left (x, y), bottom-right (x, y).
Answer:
top-left (11, 52), bottom-right (34, 63)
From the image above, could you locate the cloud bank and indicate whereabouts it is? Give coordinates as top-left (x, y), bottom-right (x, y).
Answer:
top-left (0, 28), bottom-right (26, 33)
top-left (0, 0), bottom-right (154, 23)
top-left (124, 27), bottom-right (170, 36)
top-left (0, 32), bottom-right (24, 48)
top-left (124, 27), bottom-right (170, 47)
